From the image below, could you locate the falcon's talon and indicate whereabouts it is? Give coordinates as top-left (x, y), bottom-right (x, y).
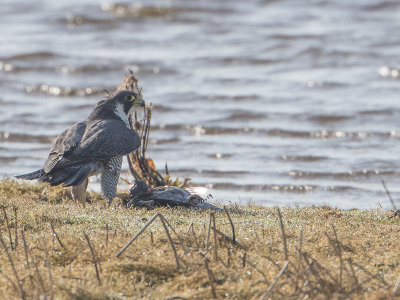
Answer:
top-left (16, 90), bottom-right (145, 205)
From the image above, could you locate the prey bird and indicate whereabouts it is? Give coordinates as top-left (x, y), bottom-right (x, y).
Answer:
top-left (16, 90), bottom-right (145, 205)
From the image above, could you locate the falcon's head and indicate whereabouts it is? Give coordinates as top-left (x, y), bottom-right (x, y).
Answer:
top-left (89, 90), bottom-right (145, 125)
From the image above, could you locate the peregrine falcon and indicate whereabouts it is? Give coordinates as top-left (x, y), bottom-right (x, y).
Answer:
top-left (16, 90), bottom-right (145, 205)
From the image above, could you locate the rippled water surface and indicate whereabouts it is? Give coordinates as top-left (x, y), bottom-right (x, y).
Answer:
top-left (2, 0), bottom-right (400, 208)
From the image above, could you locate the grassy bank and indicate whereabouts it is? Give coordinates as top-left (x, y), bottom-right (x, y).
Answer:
top-left (0, 180), bottom-right (399, 299)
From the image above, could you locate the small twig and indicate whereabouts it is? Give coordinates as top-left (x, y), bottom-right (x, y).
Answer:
top-left (83, 232), bottom-right (102, 286)
top-left (105, 223), bottom-right (109, 248)
top-left (186, 222), bottom-right (193, 236)
top-left (211, 226), bottom-right (246, 250)
top-left (42, 236), bottom-right (54, 300)
top-left (276, 208), bottom-right (288, 260)
top-left (347, 273), bottom-right (380, 295)
top-left (31, 255), bottom-right (46, 296)
top-left (223, 206), bottom-right (235, 242)
top-left (381, 179), bottom-right (398, 210)
top-left (13, 207), bottom-right (18, 249)
top-left (304, 252), bottom-right (337, 286)
top-left (242, 252), bottom-right (247, 268)
top-left (159, 214), bottom-right (181, 270)
top-left (116, 213), bottom-right (159, 258)
top-left (260, 261), bottom-right (290, 300)
top-left (352, 261), bottom-right (388, 286)
top-left (104, 89), bottom-right (112, 97)
top-left (346, 257), bottom-right (360, 289)
top-left (211, 213), bottom-right (218, 262)
top-left (21, 229), bottom-right (30, 267)
top-left (206, 213), bottom-right (212, 250)
top-left (2, 206), bottom-right (14, 250)
top-left (247, 260), bottom-right (268, 282)
top-left (391, 274), bottom-right (400, 300)
top-left (159, 214), bottom-right (187, 253)
top-left (50, 221), bottom-right (65, 249)
top-left (0, 235), bottom-right (25, 299)
top-left (150, 231), bottom-right (154, 244)
top-left (112, 228), bottom-right (117, 242)
top-left (331, 224), bottom-right (343, 285)
top-left (295, 228), bottom-right (303, 290)
top-left (297, 268), bottom-right (311, 299)
top-left (190, 224), bottom-right (200, 249)
top-left (302, 253), bottom-right (329, 291)
top-left (0, 270), bottom-right (19, 293)
top-left (381, 179), bottom-right (400, 219)
top-left (204, 258), bottom-right (217, 298)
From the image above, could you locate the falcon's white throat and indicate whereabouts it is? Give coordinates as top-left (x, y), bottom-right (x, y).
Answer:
top-left (114, 103), bottom-right (135, 128)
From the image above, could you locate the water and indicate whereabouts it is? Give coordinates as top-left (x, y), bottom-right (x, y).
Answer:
top-left (1, 0), bottom-right (400, 209)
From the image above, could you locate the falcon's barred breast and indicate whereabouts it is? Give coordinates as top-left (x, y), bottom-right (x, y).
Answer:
top-left (16, 90), bottom-right (145, 205)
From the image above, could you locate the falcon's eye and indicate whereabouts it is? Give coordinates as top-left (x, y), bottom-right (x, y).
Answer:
top-left (126, 95), bottom-right (135, 101)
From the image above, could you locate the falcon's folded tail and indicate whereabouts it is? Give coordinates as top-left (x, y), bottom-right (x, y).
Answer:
top-left (15, 169), bottom-right (45, 180)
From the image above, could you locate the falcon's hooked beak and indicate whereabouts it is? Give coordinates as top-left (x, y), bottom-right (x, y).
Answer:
top-left (135, 97), bottom-right (145, 108)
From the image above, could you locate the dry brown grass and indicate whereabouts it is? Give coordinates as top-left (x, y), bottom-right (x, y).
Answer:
top-left (0, 179), bottom-right (400, 299)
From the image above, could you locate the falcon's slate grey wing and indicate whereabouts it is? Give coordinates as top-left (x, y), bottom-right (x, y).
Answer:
top-left (46, 120), bottom-right (140, 170)
top-left (76, 119), bottom-right (141, 159)
top-left (43, 121), bottom-right (87, 173)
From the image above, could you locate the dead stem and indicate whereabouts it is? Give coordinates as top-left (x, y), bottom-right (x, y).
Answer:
top-left (260, 261), bottom-right (290, 300)
top-left (347, 273), bottom-right (379, 295)
top-left (0, 234), bottom-right (25, 299)
top-left (346, 257), bottom-right (360, 289)
top-left (13, 207), bottom-right (18, 249)
top-left (295, 228), bottom-right (303, 290)
top-left (2, 206), bottom-right (14, 250)
top-left (242, 252), bottom-right (247, 268)
top-left (276, 208), bottom-right (288, 260)
top-left (105, 223), bottom-right (109, 248)
top-left (247, 260), bottom-right (268, 282)
top-left (31, 254), bottom-right (46, 296)
top-left (190, 223), bottom-right (200, 249)
top-left (159, 214), bottom-right (181, 270)
top-left (159, 214), bottom-right (187, 253)
top-left (1, 270), bottom-right (19, 293)
top-left (42, 236), bottom-right (54, 300)
top-left (116, 213), bottom-right (159, 258)
top-left (211, 213), bottom-right (218, 262)
top-left (83, 232), bottom-right (102, 286)
top-left (352, 261), bottom-right (388, 287)
top-left (211, 226), bottom-right (246, 250)
top-left (186, 222), bottom-right (193, 236)
top-left (20, 229), bottom-right (30, 268)
top-left (223, 206), bottom-right (235, 242)
top-left (390, 274), bottom-right (400, 300)
top-left (204, 258), bottom-right (217, 298)
top-left (50, 221), bottom-right (65, 249)
top-left (206, 213), bottom-right (212, 250)
top-left (112, 228), bottom-right (117, 242)
top-left (381, 179), bottom-right (398, 211)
